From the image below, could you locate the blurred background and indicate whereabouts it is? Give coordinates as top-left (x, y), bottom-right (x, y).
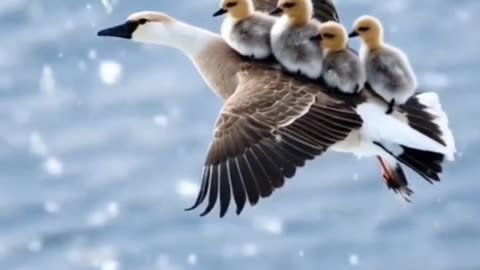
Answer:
top-left (1, 0), bottom-right (479, 269)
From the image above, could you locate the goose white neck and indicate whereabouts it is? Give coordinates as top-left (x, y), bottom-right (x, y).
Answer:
top-left (131, 20), bottom-right (215, 57)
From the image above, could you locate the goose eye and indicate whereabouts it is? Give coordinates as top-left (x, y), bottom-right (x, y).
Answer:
top-left (138, 18), bottom-right (148, 25)
top-left (323, 33), bottom-right (335, 39)
top-left (226, 2), bottom-right (238, 8)
top-left (358, 26), bottom-right (370, 32)
top-left (283, 2), bottom-right (296, 8)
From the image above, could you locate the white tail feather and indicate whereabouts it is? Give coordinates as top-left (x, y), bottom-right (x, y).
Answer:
top-left (357, 101), bottom-right (451, 156)
top-left (415, 92), bottom-right (456, 161)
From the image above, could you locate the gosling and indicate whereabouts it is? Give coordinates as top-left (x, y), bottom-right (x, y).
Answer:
top-left (213, 0), bottom-right (275, 59)
top-left (270, 0), bottom-right (323, 79)
top-left (312, 21), bottom-right (365, 94)
top-left (349, 15), bottom-right (417, 114)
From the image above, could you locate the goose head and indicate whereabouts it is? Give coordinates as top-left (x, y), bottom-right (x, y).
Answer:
top-left (97, 11), bottom-right (214, 54)
top-left (270, 0), bottom-right (313, 25)
top-left (98, 12), bottom-right (175, 42)
top-left (312, 21), bottom-right (348, 52)
top-left (349, 15), bottom-right (384, 49)
top-left (213, 0), bottom-right (254, 20)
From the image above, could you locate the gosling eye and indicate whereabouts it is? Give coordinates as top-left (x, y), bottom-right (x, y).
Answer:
top-left (358, 26), bottom-right (370, 32)
top-left (138, 18), bottom-right (149, 25)
top-left (323, 33), bottom-right (336, 39)
top-left (226, 2), bottom-right (238, 8)
top-left (282, 2), bottom-right (296, 8)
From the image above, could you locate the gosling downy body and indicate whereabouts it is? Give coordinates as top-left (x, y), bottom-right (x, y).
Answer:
top-left (350, 15), bottom-right (417, 113)
top-left (97, 10), bottom-right (456, 216)
top-left (214, 0), bottom-right (275, 59)
top-left (315, 21), bottom-right (365, 94)
top-left (270, 0), bottom-right (323, 79)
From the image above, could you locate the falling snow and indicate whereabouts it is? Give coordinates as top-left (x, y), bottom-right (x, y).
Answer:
top-left (87, 202), bottom-right (121, 227)
top-left (349, 254), bottom-right (359, 266)
top-left (176, 180), bottom-right (199, 199)
top-left (153, 114), bottom-right (169, 128)
top-left (44, 200), bottom-right (61, 214)
top-left (27, 238), bottom-right (43, 252)
top-left (241, 243), bottom-right (259, 257)
top-left (67, 246), bottom-right (120, 270)
top-left (100, 260), bottom-right (119, 270)
top-left (39, 65), bottom-right (56, 95)
top-left (101, 0), bottom-right (118, 14)
top-left (88, 49), bottom-right (97, 60)
top-left (299, 250), bottom-right (305, 257)
top-left (99, 60), bottom-right (123, 85)
top-left (253, 217), bottom-right (284, 235)
top-left (187, 254), bottom-right (198, 266)
top-left (29, 132), bottom-right (48, 157)
top-left (0, 243), bottom-right (7, 257)
top-left (44, 157), bottom-right (64, 176)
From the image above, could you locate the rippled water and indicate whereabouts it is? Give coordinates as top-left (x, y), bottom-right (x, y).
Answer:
top-left (1, 0), bottom-right (479, 269)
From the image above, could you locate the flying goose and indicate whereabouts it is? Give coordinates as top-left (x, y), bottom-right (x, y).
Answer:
top-left (97, 10), bottom-right (455, 216)
top-left (269, 0), bottom-right (324, 79)
top-left (312, 21), bottom-right (365, 95)
top-left (213, 0), bottom-right (275, 59)
top-left (349, 15), bottom-right (417, 114)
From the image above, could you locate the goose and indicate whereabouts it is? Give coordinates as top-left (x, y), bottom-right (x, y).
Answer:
top-left (312, 21), bottom-right (365, 95)
top-left (97, 10), bottom-right (456, 216)
top-left (213, 0), bottom-right (275, 60)
top-left (349, 15), bottom-right (417, 114)
top-left (269, 0), bottom-right (324, 79)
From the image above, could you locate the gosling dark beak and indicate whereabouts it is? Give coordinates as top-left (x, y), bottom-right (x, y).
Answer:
top-left (97, 21), bottom-right (139, 39)
top-left (213, 8), bottom-right (228, 17)
top-left (269, 7), bottom-right (283, 15)
top-left (310, 34), bottom-right (322, 41)
top-left (348, 31), bottom-right (359, 38)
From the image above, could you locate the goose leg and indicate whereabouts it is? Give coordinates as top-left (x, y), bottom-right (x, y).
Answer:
top-left (353, 84), bottom-right (360, 94)
top-left (386, 99), bottom-right (395, 114)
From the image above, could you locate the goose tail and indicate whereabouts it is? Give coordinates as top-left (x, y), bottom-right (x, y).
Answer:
top-left (401, 92), bottom-right (456, 161)
top-left (375, 142), bottom-right (445, 198)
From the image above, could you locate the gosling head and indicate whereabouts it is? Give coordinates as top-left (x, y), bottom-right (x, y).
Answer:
top-left (212, 0), bottom-right (255, 19)
top-left (97, 11), bottom-right (176, 44)
top-left (312, 21), bottom-right (348, 52)
top-left (270, 0), bottom-right (313, 25)
top-left (349, 15), bottom-right (384, 49)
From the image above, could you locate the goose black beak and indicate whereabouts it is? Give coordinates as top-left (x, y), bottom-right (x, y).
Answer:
top-left (97, 21), bottom-right (139, 39)
top-left (310, 34), bottom-right (322, 41)
top-left (269, 7), bottom-right (283, 15)
top-left (213, 8), bottom-right (228, 17)
top-left (348, 31), bottom-right (359, 38)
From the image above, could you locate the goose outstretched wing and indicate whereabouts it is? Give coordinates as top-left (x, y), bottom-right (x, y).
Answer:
top-left (187, 65), bottom-right (362, 217)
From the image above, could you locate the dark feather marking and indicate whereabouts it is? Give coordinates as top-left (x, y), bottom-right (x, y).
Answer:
top-left (228, 159), bottom-right (247, 215)
top-left (185, 166), bottom-right (211, 211)
top-left (258, 140), bottom-right (297, 178)
top-left (245, 149), bottom-right (274, 198)
top-left (200, 165), bottom-right (219, 216)
top-left (236, 156), bottom-right (260, 206)
top-left (219, 162), bottom-right (231, 218)
top-left (252, 144), bottom-right (285, 188)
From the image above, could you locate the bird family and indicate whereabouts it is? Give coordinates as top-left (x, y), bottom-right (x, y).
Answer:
top-left (97, 0), bottom-right (456, 217)
top-left (214, 0), bottom-right (416, 114)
